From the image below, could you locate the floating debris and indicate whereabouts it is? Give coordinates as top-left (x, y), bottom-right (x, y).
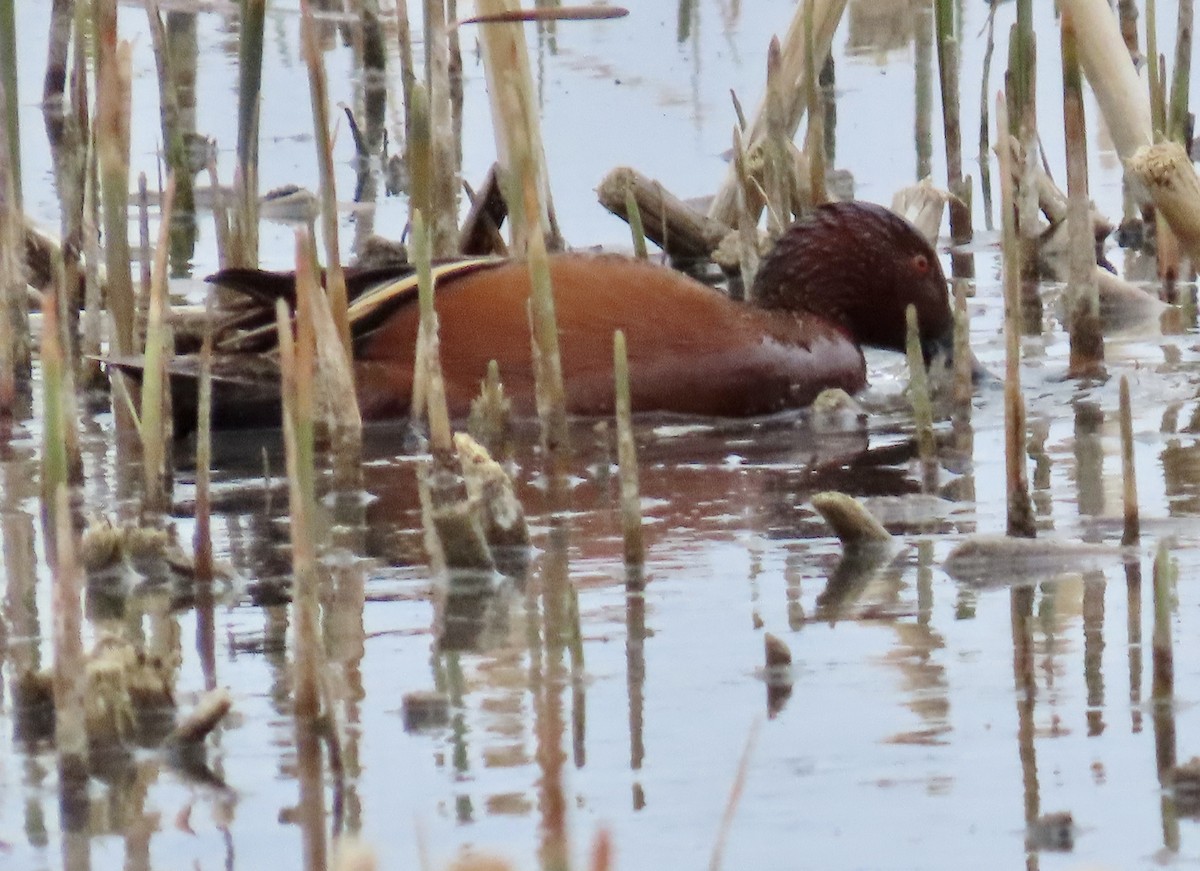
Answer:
top-left (402, 690), bottom-right (450, 733)
top-left (943, 535), bottom-right (1118, 585)
top-left (1025, 811), bottom-right (1076, 852)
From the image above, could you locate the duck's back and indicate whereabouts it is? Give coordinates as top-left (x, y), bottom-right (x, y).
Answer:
top-left (355, 253), bottom-right (867, 418)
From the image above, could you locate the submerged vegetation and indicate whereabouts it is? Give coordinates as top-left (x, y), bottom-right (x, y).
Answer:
top-left (5, 0), bottom-right (1200, 869)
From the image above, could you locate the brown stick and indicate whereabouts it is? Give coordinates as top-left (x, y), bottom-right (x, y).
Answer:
top-left (596, 166), bottom-right (729, 260)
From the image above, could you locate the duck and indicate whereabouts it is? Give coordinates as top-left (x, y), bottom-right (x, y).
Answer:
top-left (145, 200), bottom-right (956, 431)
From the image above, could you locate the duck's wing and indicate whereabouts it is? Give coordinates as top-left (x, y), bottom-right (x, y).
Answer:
top-left (206, 259), bottom-right (503, 354)
top-left (104, 354), bottom-right (285, 435)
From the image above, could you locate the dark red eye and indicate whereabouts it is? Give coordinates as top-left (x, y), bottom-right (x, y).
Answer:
top-left (912, 253), bottom-right (930, 274)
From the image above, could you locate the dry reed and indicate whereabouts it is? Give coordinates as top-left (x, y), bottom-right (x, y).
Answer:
top-left (300, 0), bottom-right (352, 361)
top-left (708, 0), bottom-right (847, 225)
top-left (140, 176), bottom-right (176, 515)
top-left (1060, 6), bottom-right (1103, 376)
top-left (996, 93), bottom-right (1036, 538)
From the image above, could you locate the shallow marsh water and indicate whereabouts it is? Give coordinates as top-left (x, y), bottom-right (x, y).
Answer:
top-left (8, 1), bottom-right (1200, 870)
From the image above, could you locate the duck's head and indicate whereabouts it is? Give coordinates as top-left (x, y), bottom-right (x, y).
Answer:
top-left (751, 201), bottom-right (953, 363)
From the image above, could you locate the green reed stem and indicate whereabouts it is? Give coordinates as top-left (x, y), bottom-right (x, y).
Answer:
top-left (97, 36), bottom-right (136, 355)
top-left (413, 210), bottom-right (453, 457)
top-left (904, 304), bottom-right (936, 465)
top-left (1119, 376), bottom-right (1139, 546)
top-left (1148, 0), bottom-right (1165, 136)
top-left (624, 187), bottom-right (648, 259)
top-left (1168, 0), bottom-right (1193, 144)
top-left (0, 0), bottom-right (19, 208)
top-left (935, 0), bottom-right (972, 244)
top-left (140, 176), bottom-right (176, 515)
top-left (613, 330), bottom-right (643, 565)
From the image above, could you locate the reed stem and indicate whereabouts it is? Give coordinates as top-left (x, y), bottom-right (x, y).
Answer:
top-left (904, 305), bottom-right (936, 468)
top-left (613, 330), bottom-right (643, 565)
top-left (0, 0), bottom-right (19, 207)
top-left (413, 210), bottom-right (454, 457)
top-left (1061, 6), bottom-right (1103, 376)
top-left (300, 0), bottom-right (352, 363)
top-left (424, 0), bottom-right (459, 255)
top-left (1168, 0), bottom-right (1194, 144)
top-left (1119, 376), bottom-right (1139, 547)
top-left (233, 0), bottom-right (265, 266)
top-left (194, 294), bottom-right (214, 582)
top-left (475, 0), bottom-right (562, 253)
top-left (707, 0), bottom-right (847, 226)
top-left (140, 176), bottom-right (176, 515)
top-left (935, 0), bottom-right (971, 245)
top-left (97, 33), bottom-right (136, 355)
top-left (996, 92), bottom-right (1036, 539)
top-left (624, 187), bottom-right (648, 260)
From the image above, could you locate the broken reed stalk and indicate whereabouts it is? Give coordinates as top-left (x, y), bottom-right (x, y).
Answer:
top-left (707, 0), bottom-right (848, 226)
top-left (624, 187), bottom-right (648, 260)
top-left (193, 293), bottom-right (215, 582)
top-left (1119, 376), bottom-right (1139, 547)
top-left (1168, 0), bottom-right (1193, 143)
top-left (51, 484), bottom-right (88, 814)
top-left (1152, 540), bottom-right (1174, 703)
top-left (232, 0), bottom-right (265, 267)
top-left (904, 304), bottom-right (936, 467)
top-left (1128, 142), bottom-right (1200, 262)
top-left (96, 34), bottom-right (136, 355)
top-left (424, 0), bottom-right (459, 255)
top-left (996, 93), bottom-right (1036, 538)
top-left (475, 0), bottom-right (562, 253)
top-left (803, 4), bottom-right (826, 210)
top-left (1061, 7), bottom-right (1103, 376)
top-left (140, 176), bottom-right (176, 515)
top-left (300, 0), bottom-right (352, 362)
top-left (1059, 0), bottom-right (1152, 159)
top-left (296, 227), bottom-right (362, 476)
top-left (733, 126), bottom-right (761, 297)
top-left (613, 330), bottom-right (644, 565)
top-left (934, 0), bottom-right (971, 244)
top-left (763, 37), bottom-right (792, 235)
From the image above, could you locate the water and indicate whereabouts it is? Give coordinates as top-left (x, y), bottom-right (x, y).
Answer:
top-left (7, 1), bottom-right (1200, 870)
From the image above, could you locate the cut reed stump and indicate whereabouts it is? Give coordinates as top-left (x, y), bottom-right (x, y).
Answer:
top-left (1128, 142), bottom-right (1200, 263)
top-left (810, 491), bottom-right (891, 547)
